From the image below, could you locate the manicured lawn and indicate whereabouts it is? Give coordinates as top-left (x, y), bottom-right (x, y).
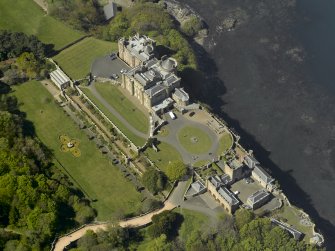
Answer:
top-left (13, 81), bottom-right (142, 220)
top-left (193, 159), bottom-right (210, 168)
top-left (217, 132), bottom-right (233, 156)
top-left (144, 141), bottom-right (182, 173)
top-left (53, 37), bottom-right (117, 79)
top-left (178, 126), bottom-right (212, 154)
top-left (95, 83), bottom-right (149, 134)
top-left (80, 86), bottom-right (146, 146)
top-left (0, 0), bottom-right (83, 50)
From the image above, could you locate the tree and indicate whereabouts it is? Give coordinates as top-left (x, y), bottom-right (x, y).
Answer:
top-left (234, 209), bottom-right (254, 230)
top-left (77, 230), bottom-right (98, 251)
top-left (16, 52), bottom-right (40, 79)
top-left (165, 161), bottom-right (187, 181)
top-left (181, 16), bottom-right (203, 37)
top-left (141, 168), bottom-right (166, 194)
top-left (145, 234), bottom-right (172, 251)
top-left (147, 211), bottom-right (182, 238)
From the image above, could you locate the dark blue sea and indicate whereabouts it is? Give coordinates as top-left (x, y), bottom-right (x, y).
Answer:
top-left (179, 0), bottom-right (335, 248)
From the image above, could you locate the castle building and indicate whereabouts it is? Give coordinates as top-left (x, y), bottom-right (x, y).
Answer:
top-left (118, 34), bottom-right (156, 68)
top-left (206, 176), bottom-right (240, 214)
top-left (118, 34), bottom-right (189, 113)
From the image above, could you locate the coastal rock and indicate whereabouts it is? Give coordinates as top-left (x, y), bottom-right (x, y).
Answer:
top-left (163, 0), bottom-right (209, 44)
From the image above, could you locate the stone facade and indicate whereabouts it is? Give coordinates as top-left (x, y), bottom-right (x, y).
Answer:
top-left (119, 35), bottom-right (185, 113)
top-left (118, 34), bottom-right (156, 68)
top-left (252, 165), bottom-right (275, 191)
top-left (223, 159), bottom-right (245, 183)
top-left (206, 176), bottom-right (239, 214)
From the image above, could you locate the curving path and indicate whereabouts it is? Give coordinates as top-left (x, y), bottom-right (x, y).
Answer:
top-left (53, 181), bottom-right (189, 251)
top-left (84, 83), bottom-right (149, 139)
top-left (157, 113), bottom-right (219, 164)
top-left (54, 202), bottom-right (175, 251)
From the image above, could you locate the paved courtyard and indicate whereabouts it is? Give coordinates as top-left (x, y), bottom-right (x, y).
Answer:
top-left (230, 178), bottom-right (264, 204)
top-left (91, 55), bottom-right (130, 79)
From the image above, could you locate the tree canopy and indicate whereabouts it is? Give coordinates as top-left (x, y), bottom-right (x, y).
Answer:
top-left (100, 2), bottom-right (197, 71)
top-left (141, 168), bottom-right (166, 194)
top-left (0, 92), bottom-right (96, 250)
top-left (48, 0), bottom-right (105, 32)
top-left (0, 30), bottom-right (47, 61)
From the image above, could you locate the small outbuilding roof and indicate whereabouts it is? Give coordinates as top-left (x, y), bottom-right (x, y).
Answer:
top-left (50, 68), bottom-right (70, 87)
top-left (247, 189), bottom-right (270, 205)
top-left (103, 2), bottom-right (117, 21)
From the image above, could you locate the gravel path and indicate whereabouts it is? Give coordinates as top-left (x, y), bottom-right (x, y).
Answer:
top-left (54, 201), bottom-right (175, 251)
top-left (52, 181), bottom-right (189, 251)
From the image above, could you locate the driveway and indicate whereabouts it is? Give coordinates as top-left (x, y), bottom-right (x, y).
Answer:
top-left (157, 112), bottom-right (219, 165)
top-left (83, 84), bottom-right (149, 139)
top-left (91, 55), bottom-right (130, 79)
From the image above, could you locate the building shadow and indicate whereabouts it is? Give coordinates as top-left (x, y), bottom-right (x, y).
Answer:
top-left (182, 38), bottom-right (335, 249)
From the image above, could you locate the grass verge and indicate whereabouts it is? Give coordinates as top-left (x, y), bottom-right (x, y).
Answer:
top-left (0, 0), bottom-right (83, 50)
top-left (217, 132), bottom-right (233, 156)
top-left (13, 81), bottom-right (142, 220)
top-left (144, 141), bottom-right (182, 173)
top-left (80, 86), bottom-right (146, 146)
top-left (95, 83), bottom-right (149, 134)
top-left (53, 37), bottom-right (117, 79)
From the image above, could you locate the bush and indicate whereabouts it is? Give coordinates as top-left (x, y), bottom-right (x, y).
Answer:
top-left (141, 168), bottom-right (166, 194)
top-left (181, 16), bottom-right (203, 37)
top-left (147, 211), bottom-right (182, 239)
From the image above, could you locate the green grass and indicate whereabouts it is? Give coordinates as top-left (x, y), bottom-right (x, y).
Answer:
top-left (193, 159), bottom-right (210, 168)
top-left (80, 86), bottom-right (146, 146)
top-left (144, 141), bottom-right (182, 173)
top-left (217, 132), bottom-right (233, 156)
top-left (212, 162), bottom-right (224, 175)
top-left (0, 0), bottom-right (83, 50)
top-left (277, 205), bottom-right (314, 242)
top-left (13, 81), bottom-right (142, 220)
top-left (53, 37), bottom-right (117, 79)
top-left (178, 126), bottom-right (212, 154)
top-left (95, 83), bottom-right (149, 134)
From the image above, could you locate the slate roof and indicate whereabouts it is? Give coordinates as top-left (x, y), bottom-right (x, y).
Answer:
top-left (244, 155), bottom-right (259, 169)
top-left (271, 219), bottom-right (304, 240)
top-left (218, 187), bottom-right (239, 206)
top-left (161, 57), bottom-right (177, 72)
top-left (191, 180), bottom-right (206, 193)
top-left (247, 189), bottom-right (270, 205)
top-left (253, 165), bottom-right (274, 184)
top-left (209, 175), bottom-right (223, 188)
top-left (103, 2), bottom-right (116, 21)
top-left (174, 88), bottom-right (189, 102)
top-left (145, 83), bottom-right (166, 98)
